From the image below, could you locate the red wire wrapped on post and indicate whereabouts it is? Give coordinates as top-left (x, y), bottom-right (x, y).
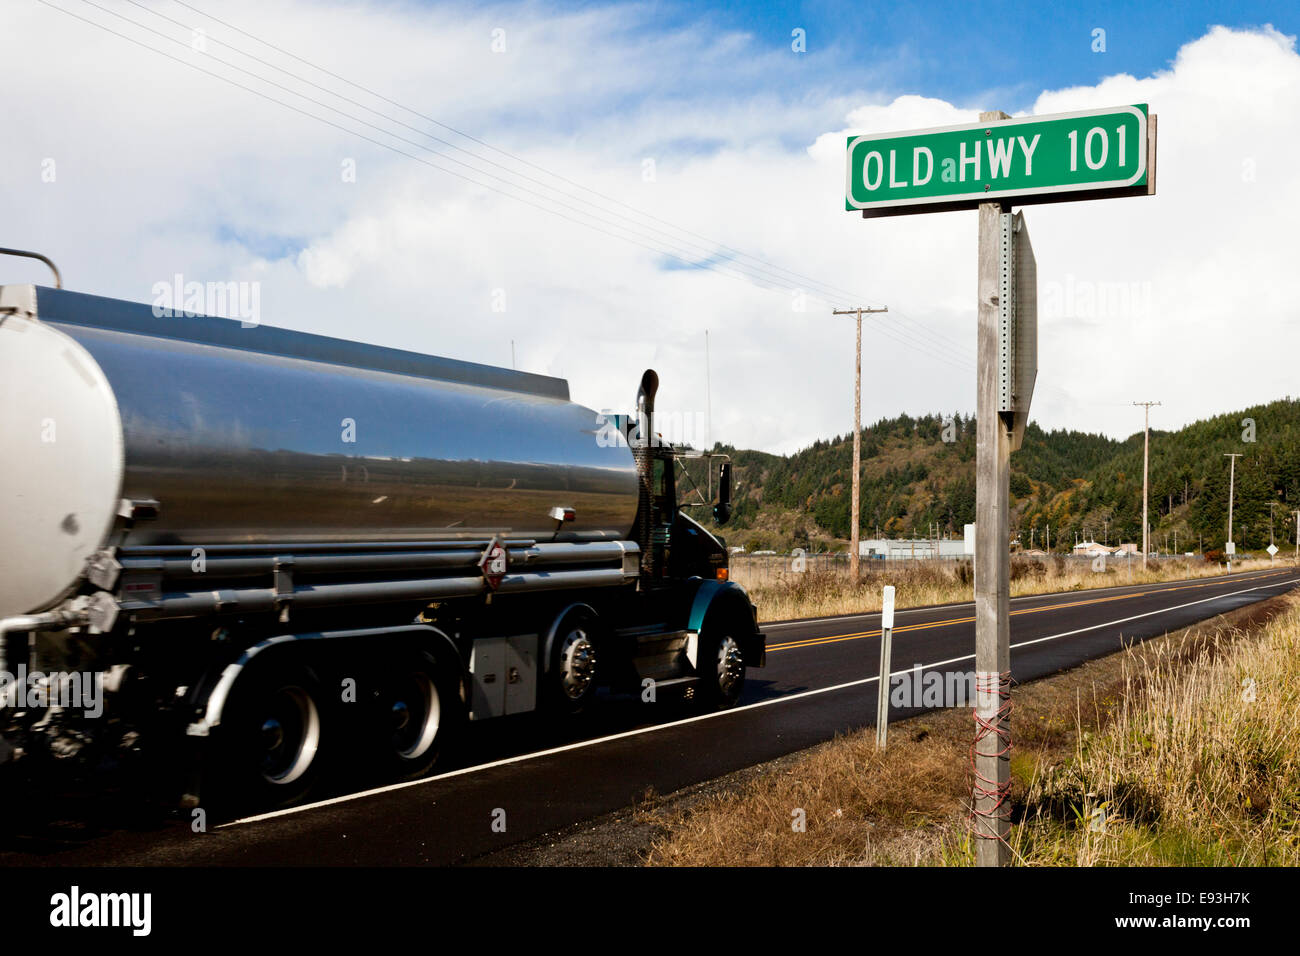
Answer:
top-left (969, 669), bottom-right (1012, 844)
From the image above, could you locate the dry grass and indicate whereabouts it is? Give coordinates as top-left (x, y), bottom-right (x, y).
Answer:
top-left (740, 557), bottom-right (1279, 624)
top-left (644, 592), bottom-right (1300, 866)
top-left (644, 720), bottom-right (967, 866)
top-left (1012, 596), bottom-right (1300, 865)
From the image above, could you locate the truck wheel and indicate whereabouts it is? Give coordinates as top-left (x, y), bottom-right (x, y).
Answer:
top-left (697, 624), bottom-right (747, 709)
top-left (374, 649), bottom-right (461, 781)
top-left (209, 660), bottom-right (326, 813)
top-left (544, 613), bottom-right (601, 714)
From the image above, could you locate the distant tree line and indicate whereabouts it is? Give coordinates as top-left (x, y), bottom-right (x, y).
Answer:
top-left (678, 398), bottom-right (1300, 553)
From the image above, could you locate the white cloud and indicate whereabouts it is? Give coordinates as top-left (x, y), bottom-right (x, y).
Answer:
top-left (2, 4), bottom-right (1297, 454)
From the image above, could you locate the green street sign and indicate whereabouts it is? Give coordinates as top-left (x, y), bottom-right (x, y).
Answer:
top-left (846, 105), bottom-right (1153, 216)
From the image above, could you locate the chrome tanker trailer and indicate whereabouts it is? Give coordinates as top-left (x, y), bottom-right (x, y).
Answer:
top-left (0, 271), bottom-right (763, 812)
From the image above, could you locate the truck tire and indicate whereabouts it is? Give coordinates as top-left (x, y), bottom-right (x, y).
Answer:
top-left (696, 618), bottom-right (747, 709)
top-left (373, 648), bottom-right (462, 781)
top-left (207, 659), bottom-right (327, 814)
top-left (543, 611), bottom-right (601, 714)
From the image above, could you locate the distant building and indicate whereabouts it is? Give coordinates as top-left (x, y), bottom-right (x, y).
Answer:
top-left (1070, 541), bottom-right (1138, 557)
top-left (1072, 541), bottom-right (1111, 556)
top-left (858, 538), bottom-right (968, 560)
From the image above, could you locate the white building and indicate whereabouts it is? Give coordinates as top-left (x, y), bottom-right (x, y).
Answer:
top-left (1071, 541), bottom-right (1138, 557)
top-left (1072, 541), bottom-right (1110, 556)
top-left (859, 538), bottom-right (969, 560)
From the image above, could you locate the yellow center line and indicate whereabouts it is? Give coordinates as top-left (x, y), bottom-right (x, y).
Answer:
top-left (765, 570), bottom-right (1285, 653)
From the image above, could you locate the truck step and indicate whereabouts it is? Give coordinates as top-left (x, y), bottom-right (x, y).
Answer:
top-left (644, 675), bottom-right (700, 702)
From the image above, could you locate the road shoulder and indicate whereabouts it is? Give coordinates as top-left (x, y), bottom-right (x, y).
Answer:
top-left (472, 589), bottom-right (1297, 866)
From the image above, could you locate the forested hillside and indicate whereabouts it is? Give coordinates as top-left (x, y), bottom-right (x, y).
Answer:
top-left (681, 398), bottom-right (1300, 554)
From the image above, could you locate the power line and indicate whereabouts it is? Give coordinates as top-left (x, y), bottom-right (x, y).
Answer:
top-left (37, 0), bottom-right (979, 373)
top-left (124, 0), bottom-right (893, 316)
top-left (67, 4), bottom-right (1162, 402)
top-left (32, 0), bottom-right (714, 274)
top-left (37, 4), bottom-right (814, 303)
top-left (146, 0), bottom-right (977, 369)
top-left (168, 0), bottom-right (959, 340)
top-left (82, 0), bottom-right (837, 303)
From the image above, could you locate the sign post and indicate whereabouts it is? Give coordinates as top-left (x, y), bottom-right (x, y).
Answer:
top-left (844, 102), bottom-right (1155, 867)
top-left (972, 113), bottom-right (1014, 863)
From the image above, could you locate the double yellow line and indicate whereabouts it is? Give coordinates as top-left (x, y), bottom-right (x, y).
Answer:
top-left (766, 570), bottom-right (1288, 654)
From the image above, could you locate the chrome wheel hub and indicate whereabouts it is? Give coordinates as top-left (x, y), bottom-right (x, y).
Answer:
top-left (716, 636), bottom-right (744, 698)
top-left (258, 685), bottom-right (320, 785)
top-left (392, 672), bottom-right (441, 759)
top-left (559, 629), bottom-right (597, 700)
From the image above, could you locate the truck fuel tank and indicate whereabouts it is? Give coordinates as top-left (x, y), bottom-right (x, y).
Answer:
top-left (0, 285), bottom-right (639, 618)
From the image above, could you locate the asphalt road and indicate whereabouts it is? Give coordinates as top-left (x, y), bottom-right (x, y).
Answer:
top-left (3, 566), bottom-right (1296, 866)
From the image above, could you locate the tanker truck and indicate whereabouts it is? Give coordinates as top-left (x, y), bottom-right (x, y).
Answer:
top-left (0, 267), bottom-right (764, 813)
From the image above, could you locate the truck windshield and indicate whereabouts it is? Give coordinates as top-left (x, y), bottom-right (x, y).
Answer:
top-left (673, 454), bottom-right (712, 515)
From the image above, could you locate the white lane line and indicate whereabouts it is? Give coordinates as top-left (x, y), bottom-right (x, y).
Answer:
top-left (222, 574), bottom-right (1300, 829)
top-left (760, 569), bottom-right (1283, 629)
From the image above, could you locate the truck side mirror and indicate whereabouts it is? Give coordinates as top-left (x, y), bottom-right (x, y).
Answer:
top-left (713, 461), bottom-right (732, 525)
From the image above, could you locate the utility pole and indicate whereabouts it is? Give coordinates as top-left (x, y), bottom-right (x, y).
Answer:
top-left (1225, 453), bottom-right (1242, 568)
top-left (833, 306), bottom-right (888, 580)
top-left (1294, 510), bottom-right (1299, 565)
top-left (1133, 401), bottom-right (1160, 569)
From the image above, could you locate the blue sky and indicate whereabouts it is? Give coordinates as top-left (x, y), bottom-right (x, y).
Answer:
top-left (5, 1), bottom-right (1299, 453)
top-left (566, 0), bottom-right (1295, 108)
top-left (462, 1), bottom-right (1299, 156)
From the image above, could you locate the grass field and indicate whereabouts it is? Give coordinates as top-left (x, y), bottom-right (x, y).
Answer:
top-left (736, 556), bottom-right (1280, 624)
top-left (1008, 593), bottom-right (1300, 865)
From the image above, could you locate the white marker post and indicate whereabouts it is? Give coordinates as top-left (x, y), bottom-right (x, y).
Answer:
top-left (876, 585), bottom-right (895, 749)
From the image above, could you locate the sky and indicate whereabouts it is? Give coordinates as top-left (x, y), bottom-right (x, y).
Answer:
top-left (2, 0), bottom-right (1298, 455)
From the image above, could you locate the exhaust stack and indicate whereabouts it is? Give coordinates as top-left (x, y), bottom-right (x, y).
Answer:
top-left (633, 369), bottom-right (659, 574)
